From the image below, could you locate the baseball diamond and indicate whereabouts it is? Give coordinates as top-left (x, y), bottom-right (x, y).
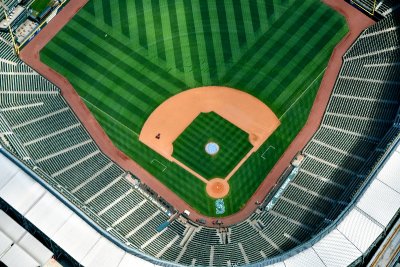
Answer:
top-left (139, 86), bottom-right (280, 190)
top-left (172, 111), bottom-right (253, 180)
top-left (40, 0), bottom-right (348, 216)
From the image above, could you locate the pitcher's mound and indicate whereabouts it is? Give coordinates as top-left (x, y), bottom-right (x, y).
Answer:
top-left (206, 178), bottom-right (230, 198)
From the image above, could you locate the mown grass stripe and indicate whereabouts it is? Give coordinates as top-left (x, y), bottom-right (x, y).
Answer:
top-left (232, 0), bottom-right (247, 46)
top-left (41, 49), bottom-right (144, 128)
top-left (249, 0), bottom-right (261, 32)
top-left (265, 0), bottom-right (276, 22)
top-left (256, 0), bottom-right (268, 30)
top-left (208, 1), bottom-right (226, 78)
top-left (158, 0), bottom-right (176, 68)
top-left (220, 0), bottom-right (308, 83)
top-left (167, 2), bottom-right (184, 72)
top-left (135, 0), bottom-right (148, 49)
top-left (151, 0), bottom-right (166, 61)
top-left (253, 6), bottom-right (335, 97)
top-left (241, 3), bottom-right (325, 89)
top-left (46, 35), bottom-right (152, 112)
top-left (190, 0), bottom-right (212, 84)
top-left (92, 0), bottom-right (102, 22)
top-left (225, 10), bottom-right (309, 90)
top-left (245, 2), bottom-right (319, 79)
top-left (199, 0), bottom-right (218, 83)
top-left (274, 64), bottom-right (325, 116)
top-left (262, 17), bottom-right (345, 102)
top-left (83, 102), bottom-right (138, 141)
top-left (228, 1), bottom-right (316, 88)
top-left (84, 0), bottom-right (95, 16)
top-left (272, 22), bottom-right (347, 111)
top-left (143, 0), bottom-right (158, 59)
top-left (75, 13), bottom-right (188, 89)
top-left (274, 0), bottom-right (286, 18)
top-left (50, 41), bottom-right (163, 120)
top-left (175, 0), bottom-right (197, 84)
top-left (61, 23), bottom-right (174, 102)
top-left (126, 0), bottom-right (139, 44)
top-left (119, 0), bottom-right (130, 37)
top-left (215, 0), bottom-right (232, 63)
top-left (183, 0), bottom-right (202, 83)
top-left (223, 0), bottom-right (240, 62)
top-left (240, 0), bottom-right (255, 45)
top-left (101, 0), bottom-right (112, 26)
top-left (110, 0), bottom-right (121, 31)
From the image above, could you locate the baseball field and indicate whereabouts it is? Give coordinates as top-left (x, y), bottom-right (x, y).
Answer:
top-left (40, 0), bottom-right (348, 216)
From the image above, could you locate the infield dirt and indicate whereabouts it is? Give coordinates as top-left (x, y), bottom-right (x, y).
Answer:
top-left (140, 86), bottom-right (280, 184)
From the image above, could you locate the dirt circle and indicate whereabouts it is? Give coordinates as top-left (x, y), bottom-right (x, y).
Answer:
top-left (205, 142), bottom-right (219, 155)
top-left (206, 178), bottom-right (230, 198)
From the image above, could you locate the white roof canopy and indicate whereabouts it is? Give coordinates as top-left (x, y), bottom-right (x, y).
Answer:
top-left (0, 138), bottom-right (399, 266)
top-left (0, 210), bottom-right (53, 267)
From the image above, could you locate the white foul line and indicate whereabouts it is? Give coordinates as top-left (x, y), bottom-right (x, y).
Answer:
top-left (261, 145), bottom-right (276, 159)
top-left (279, 67), bottom-right (327, 120)
top-left (151, 159), bottom-right (167, 172)
top-left (81, 97), bottom-right (139, 137)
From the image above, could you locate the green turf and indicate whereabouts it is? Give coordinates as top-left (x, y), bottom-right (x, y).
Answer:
top-left (30, 0), bottom-right (53, 13)
top-left (172, 112), bottom-right (253, 179)
top-left (40, 0), bottom-right (348, 216)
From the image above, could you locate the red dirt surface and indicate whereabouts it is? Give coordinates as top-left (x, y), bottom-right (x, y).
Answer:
top-left (206, 179), bottom-right (230, 199)
top-left (19, 0), bottom-right (374, 227)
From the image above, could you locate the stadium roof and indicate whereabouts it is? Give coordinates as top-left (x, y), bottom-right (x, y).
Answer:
top-left (0, 210), bottom-right (53, 266)
top-left (0, 139), bottom-right (399, 267)
top-left (0, 150), bottom-right (160, 266)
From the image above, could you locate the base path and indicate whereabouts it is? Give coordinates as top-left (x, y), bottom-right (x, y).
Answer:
top-left (140, 86), bottom-right (280, 185)
top-left (140, 86), bottom-right (280, 158)
top-left (19, 0), bottom-right (374, 227)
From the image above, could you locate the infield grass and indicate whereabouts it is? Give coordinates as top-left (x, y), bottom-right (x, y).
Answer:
top-left (173, 112), bottom-right (253, 179)
top-left (41, 0), bottom-right (348, 216)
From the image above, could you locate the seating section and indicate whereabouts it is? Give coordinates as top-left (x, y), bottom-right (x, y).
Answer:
top-left (376, 0), bottom-right (400, 16)
top-left (0, 12), bottom-right (400, 267)
top-left (0, 31), bottom-right (174, 257)
top-left (353, 0), bottom-right (378, 13)
top-left (0, 33), bottom-right (59, 107)
top-left (351, 0), bottom-right (400, 16)
top-left (0, 0), bottom-right (19, 21)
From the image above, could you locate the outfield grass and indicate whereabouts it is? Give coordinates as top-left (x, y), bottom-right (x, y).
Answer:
top-left (173, 112), bottom-right (252, 179)
top-left (40, 0), bottom-right (348, 216)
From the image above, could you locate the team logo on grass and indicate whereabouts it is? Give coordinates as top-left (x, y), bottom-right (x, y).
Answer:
top-left (216, 199), bottom-right (226, 215)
